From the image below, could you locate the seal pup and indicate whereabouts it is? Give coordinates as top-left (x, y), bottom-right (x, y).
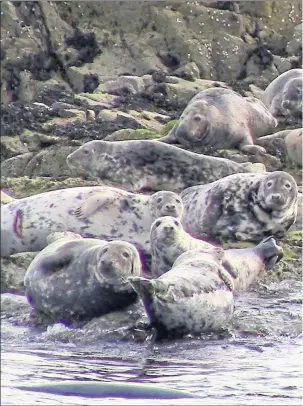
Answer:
top-left (150, 216), bottom-right (217, 278)
top-left (1, 186), bottom-right (183, 256)
top-left (181, 171), bottom-right (298, 242)
top-left (157, 87), bottom-right (277, 155)
top-left (129, 247), bottom-right (235, 339)
top-left (263, 68), bottom-right (303, 118)
top-left (66, 139), bottom-right (266, 193)
top-left (24, 237), bottom-right (142, 322)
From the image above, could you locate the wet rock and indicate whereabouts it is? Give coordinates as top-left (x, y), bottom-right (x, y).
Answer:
top-left (1, 252), bottom-right (37, 294)
top-left (172, 62), bottom-right (200, 81)
top-left (272, 55), bottom-right (292, 74)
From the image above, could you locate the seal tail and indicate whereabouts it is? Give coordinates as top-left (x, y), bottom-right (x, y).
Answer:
top-left (256, 236), bottom-right (284, 270)
top-left (128, 276), bottom-right (155, 298)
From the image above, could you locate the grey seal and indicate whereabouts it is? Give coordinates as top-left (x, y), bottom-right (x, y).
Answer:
top-left (263, 68), bottom-right (302, 118)
top-left (150, 216), bottom-right (217, 278)
top-left (158, 87), bottom-right (277, 155)
top-left (129, 247), bottom-right (235, 339)
top-left (181, 171), bottom-right (298, 242)
top-left (1, 185), bottom-right (183, 256)
top-left (24, 236), bottom-right (142, 322)
top-left (66, 139), bottom-right (266, 193)
top-left (257, 128), bottom-right (302, 167)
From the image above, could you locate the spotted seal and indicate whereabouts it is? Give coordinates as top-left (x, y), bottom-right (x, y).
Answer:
top-left (129, 247), bottom-right (235, 339)
top-left (1, 186), bottom-right (183, 257)
top-left (263, 68), bottom-right (302, 118)
top-left (66, 139), bottom-right (266, 193)
top-left (158, 87), bottom-right (277, 155)
top-left (150, 216), bottom-right (217, 278)
top-left (24, 237), bottom-right (141, 322)
top-left (180, 171), bottom-right (298, 242)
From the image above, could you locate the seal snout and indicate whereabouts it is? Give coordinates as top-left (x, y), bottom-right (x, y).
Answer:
top-left (270, 193), bottom-right (284, 204)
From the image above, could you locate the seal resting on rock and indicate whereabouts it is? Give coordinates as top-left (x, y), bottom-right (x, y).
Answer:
top-left (257, 128), bottom-right (302, 166)
top-left (157, 87), bottom-right (277, 155)
top-left (24, 235), bottom-right (142, 322)
top-left (66, 139), bottom-right (266, 193)
top-left (1, 186), bottom-right (183, 257)
top-left (263, 68), bottom-right (302, 118)
top-left (150, 216), bottom-right (217, 278)
top-left (181, 171), bottom-right (298, 242)
top-left (129, 247), bottom-right (235, 339)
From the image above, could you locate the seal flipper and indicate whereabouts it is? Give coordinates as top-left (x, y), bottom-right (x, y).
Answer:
top-left (157, 126), bottom-right (179, 145)
top-left (255, 236), bottom-right (284, 270)
top-left (36, 249), bottom-right (74, 274)
top-left (74, 191), bottom-right (119, 219)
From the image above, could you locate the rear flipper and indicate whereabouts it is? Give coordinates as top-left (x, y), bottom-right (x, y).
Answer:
top-left (256, 236), bottom-right (284, 270)
top-left (239, 144), bottom-right (266, 155)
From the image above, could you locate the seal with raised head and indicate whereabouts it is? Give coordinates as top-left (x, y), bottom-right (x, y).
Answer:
top-left (257, 128), bottom-right (302, 167)
top-left (180, 171), bottom-right (298, 242)
top-left (66, 139), bottom-right (265, 194)
top-left (24, 237), bottom-right (142, 322)
top-left (129, 246), bottom-right (235, 339)
top-left (150, 216), bottom-right (217, 278)
top-left (157, 87), bottom-right (277, 155)
top-left (1, 186), bottom-right (183, 257)
top-left (263, 68), bottom-right (303, 118)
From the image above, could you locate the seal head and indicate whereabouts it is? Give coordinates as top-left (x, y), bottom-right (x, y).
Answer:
top-left (148, 191), bottom-right (183, 219)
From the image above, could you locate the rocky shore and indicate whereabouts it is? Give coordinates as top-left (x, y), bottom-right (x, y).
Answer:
top-left (1, 1), bottom-right (302, 320)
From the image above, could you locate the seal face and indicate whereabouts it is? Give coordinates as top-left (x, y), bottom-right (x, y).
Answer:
top-left (263, 68), bottom-right (303, 118)
top-left (158, 87), bottom-right (277, 155)
top-left (24, 238), bottom-right (142, 322)
top-left (129, 247), bottom-right (234, 339)
top-left (150, 216), bottom-right (217, 278)
top-left (0, 186), bottom-right (183, 256)
top-left (66, 139), bottom-right (265, 193)
top-left (180, 171), bottom-right (298, 242)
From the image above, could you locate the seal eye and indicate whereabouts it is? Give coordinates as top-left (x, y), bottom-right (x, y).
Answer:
top-left (174, 220), bottom-right (180, 227)
top-left (155, 220), bottom-right (161, 227)
top-left (102, 248), bottom-right (108, 254)
top-left (122, 251), bottom-right (130, 258)
top-left (284, 182), bottom-right (291, 189)
top-left (193, 116), bottom-right (201, 122)
top-left (83, 149), bottom-right (89, 155)
top-left (266, 181), bottom-right (273, 188)
top-left (156, 197), bottom-right (163, 204)
top-left (176, 199), bottom-right (181, 203)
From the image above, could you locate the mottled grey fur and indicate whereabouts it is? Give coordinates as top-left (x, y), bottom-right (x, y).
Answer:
top-left (129, 247), bottom-right (234, 339)
top-left (263, 69), bottom-right (302, 118)
top-left (150, 216), bottom-right (217, 278)
top-left (158, 87), bottom-right (277, 155)
top-left (24, 238), bottom-right (141, 322)
top-left (1, 186), bottom-right (183, 256)
top-left (66, 139), bottom-right (265, 193)
top-left (181, 171), bottom-right (298, 242)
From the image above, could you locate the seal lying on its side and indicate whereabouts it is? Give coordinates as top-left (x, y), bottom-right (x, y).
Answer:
top-left (129, 247), bottom-right (234, 339)
top-left (181, 171), bottom-right (298, 242)
top-left (263, 68), bottom-right (303, 118)
top-left (150, 216), bottom-right (217, 278)
top-left (24, 235), bottom-right (142, 322)
top-left (66, 139), bottom-right (265, 193)
top-left (1, 186), bottom-right (183, 256)
top-left (158, 87), bottom-right (277, 155)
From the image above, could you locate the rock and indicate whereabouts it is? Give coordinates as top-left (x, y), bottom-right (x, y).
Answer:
top-left (1, 153), bottom-right (34, 177)
top-left (66, 66), bottom-right (99, 93)
top-left (0, 191), bottom-right (15, 205)
top-left (0, 136), bottom-right (29, 160)
top-left (98, 76), bottom-right (146, 95)
top-left (104, 128), bottom-right (161, 141)
top-left (272, 55), bottom-right (292, 74)
top-left (172, 62), bottom-right (200, 81)
top-left (286, 23), bottom-right (302, 57)
top-left (1, 252), bottom-right (38, 294)
top-left (19, 130), bottom-right (61, 152)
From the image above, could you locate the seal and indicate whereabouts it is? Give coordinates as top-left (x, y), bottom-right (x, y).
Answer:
top-left (257, 128), bottom-right (302, 166)
top-left (1, 185), bottom-right (183, 257)
top-left (24, 237), bottom-right (142, 322)
top-left (263, 68), bottom-right (303, 118)
top-left (66, 139), bottom-right (266, 193)
top-left (180, 171), bottom-right (298, 242)
top-left (157, 87), bottom-right (277, 155)
top-left (150, 216), bottom-right (217, 278)
top-left (129, 246), bottom-right (235, 339)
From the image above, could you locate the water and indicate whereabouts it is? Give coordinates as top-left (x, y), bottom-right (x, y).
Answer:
top-left (1, 280), bottom-right (303, 405)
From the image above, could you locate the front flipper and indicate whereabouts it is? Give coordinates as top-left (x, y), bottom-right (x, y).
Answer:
top-left (36, 248), bottom-right (74, 273)
top-left (218, 268), bottom-right (235, 291)
top-left (74, 191), bottom-right (118, 219)
top-left (157, 126), bottom-right (179, 144)
top-left (239, 144), bottom-right (266, 155)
